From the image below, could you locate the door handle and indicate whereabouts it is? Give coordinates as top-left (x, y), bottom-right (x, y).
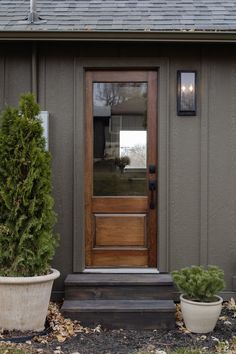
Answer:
top-left (149, 164), bottom-right (156, 174)
top-left (149, 180), bottom-right (156, 209)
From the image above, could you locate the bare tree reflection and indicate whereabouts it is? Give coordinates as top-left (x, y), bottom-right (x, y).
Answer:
top-left (121, 144), bottom-right (146, 169)
top-left (95, 83), bottom-right (147, 107)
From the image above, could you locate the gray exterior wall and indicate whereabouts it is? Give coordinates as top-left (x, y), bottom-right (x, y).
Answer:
top-left (0, 42), bottom-right (236, 298)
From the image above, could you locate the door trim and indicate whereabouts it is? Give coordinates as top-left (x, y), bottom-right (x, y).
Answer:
top-left (73, 57), bottom-right (170, 272)
top-left (85, 70), bottom-right (157, 268)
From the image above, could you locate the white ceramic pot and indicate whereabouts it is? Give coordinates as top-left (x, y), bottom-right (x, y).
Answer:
top-left (0, 268), bottom-right (60, 332)
top-left (180, 294), bottom-right (223, 333)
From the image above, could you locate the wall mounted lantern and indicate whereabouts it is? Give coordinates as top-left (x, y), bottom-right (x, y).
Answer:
top-left (177, 71), bottom-right (196, 116)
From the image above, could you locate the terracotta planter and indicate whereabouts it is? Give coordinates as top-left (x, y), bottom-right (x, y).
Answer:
top-left (0, 268), bottom-right (60, 331)
top-left (180, 294), bottom-right (223, 333)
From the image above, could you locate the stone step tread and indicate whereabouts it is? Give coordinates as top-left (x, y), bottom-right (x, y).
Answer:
top-left (65, 273), bottom-right (173, 286)
top-left (62, 299), bottom-right (176, 313)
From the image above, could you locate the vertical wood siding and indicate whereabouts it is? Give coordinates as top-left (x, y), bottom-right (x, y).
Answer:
top-left (0, 43), bottom-right (236, 294)
top-left (169, 58), bottom-right (201, 270)
top-left (1, 51), bottom-right (31, 106)
top-left (38, 54), bottom-right (75, 290)
top-left (207, 58), bottom-right (236, 287)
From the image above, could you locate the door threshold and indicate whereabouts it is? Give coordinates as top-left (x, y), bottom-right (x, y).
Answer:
top-left (83, 268), bottom-right (159, 274)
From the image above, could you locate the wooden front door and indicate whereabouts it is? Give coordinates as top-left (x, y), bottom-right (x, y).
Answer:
top-left (85, 70), bottom-right (157, 268)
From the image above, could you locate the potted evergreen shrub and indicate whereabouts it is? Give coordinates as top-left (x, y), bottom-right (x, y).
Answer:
top-left (172, 265), bottom-right (225, 333)
top-left (0, 93), bottom-right (59, 332)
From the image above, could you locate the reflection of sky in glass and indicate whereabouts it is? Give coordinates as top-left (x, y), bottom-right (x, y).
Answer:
top-left (120, 131), bottom-right (147, 168)
top-left (181, 73), bottom-right (194, 88)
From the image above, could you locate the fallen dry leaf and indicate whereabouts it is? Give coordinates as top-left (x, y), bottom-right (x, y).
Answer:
top-left (56, 334), bottom-right (67, 343)
top-left (219, 315), bottom-right (228, 321)
top-left (226, 298), bottom-right (236, 311)
top-left (175, 305), bottom-right (191, 334)
top-left (176, 321), bottom-right (184, 327)
top-left (224, 320), bottom-right (232, 326)
top-left (211, 336), bottom-right (220, 342)
top-left (175, 303), bottom-right (183, 322)
top-left (34, 302), bottom-right (102, 345)
top-left (178, 325), bottom-right (191, 334)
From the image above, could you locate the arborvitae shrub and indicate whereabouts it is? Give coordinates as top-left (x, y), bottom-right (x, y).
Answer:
top-left (0, 93), bottom-right (58, 276)
top-left (171, 265), bottom-right (225, 302)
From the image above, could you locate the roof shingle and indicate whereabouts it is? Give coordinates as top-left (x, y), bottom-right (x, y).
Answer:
top-left (1, 0), bottom-right (236, 32)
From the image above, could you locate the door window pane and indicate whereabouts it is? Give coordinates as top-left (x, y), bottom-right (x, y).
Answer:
top-left (93, 82), bottom-right (148, 196)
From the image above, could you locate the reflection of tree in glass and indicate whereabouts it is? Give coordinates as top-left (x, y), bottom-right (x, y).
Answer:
top-left (128, 144), bottom-right (146, 168)
top-left (114, 155), bottom-right (131, 174)
top-left (95, 83), bottom-right (147, 107)
top-left (95, 83), bottom-right (124, 106)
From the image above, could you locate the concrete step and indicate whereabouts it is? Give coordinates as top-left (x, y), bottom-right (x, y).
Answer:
top-left (61, 299), bottom-right (176, 329)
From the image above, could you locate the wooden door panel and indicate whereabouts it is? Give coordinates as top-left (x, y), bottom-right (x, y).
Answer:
top-left (91, 250), bottom-right (148, 267)
top-left (92, 197), bottom-right (148, 213)
top-left (94, 214), bottom-right (146, 247)
top-left (91, 71), bottom-right (149, 82)
top-left (85, 70), bottom-right (157, 268)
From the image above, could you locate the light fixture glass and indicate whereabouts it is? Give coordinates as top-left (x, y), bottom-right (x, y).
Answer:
top-left (177, 71), bottom-right (196, 116)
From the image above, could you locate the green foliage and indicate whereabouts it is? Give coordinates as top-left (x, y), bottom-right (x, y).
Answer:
top-left (0, 348), bottom-right (33, 354)
top-left (171, 265), bottom-right (225, 302)
top-left (0, 93), bottom-right (58, 276)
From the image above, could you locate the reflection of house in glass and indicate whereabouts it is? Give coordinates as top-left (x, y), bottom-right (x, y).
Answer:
top-left (93, 105), bottom-right (111, 159)
top-left (93, 83), bottom-right (147, 164)
top-left (111, 95), bottom-right (147, 169)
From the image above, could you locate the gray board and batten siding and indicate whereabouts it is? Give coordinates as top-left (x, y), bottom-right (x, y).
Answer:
top-left (1, 42), bottom-right (236, 298)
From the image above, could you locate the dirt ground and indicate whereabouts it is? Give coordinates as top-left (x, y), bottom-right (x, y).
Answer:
top-left (1, 301), bottom-right (236, 354)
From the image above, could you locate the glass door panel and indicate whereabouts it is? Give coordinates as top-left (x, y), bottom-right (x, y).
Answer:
top-left (93, 82), bottom-right (148, 196)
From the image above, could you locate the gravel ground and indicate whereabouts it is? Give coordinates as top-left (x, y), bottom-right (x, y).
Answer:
top-left (1, 302), bottom-right (236, 354)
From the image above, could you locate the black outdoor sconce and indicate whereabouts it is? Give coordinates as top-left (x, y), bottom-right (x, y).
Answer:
top-left (177, 71), bottom-right (197, 116)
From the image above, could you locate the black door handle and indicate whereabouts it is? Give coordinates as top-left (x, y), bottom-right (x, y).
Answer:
top-left (149, 165), bottom-right (156, 174)
top-left (149, 180), bottom-right (156, 209)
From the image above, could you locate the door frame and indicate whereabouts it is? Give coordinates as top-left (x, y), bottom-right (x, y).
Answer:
top-left (73, 57), bottom-right (170, 273)
top-left (85, 70), bottom-right (157, 268)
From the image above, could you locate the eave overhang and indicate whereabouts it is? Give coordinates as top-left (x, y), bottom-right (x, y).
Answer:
top-left (1, 30), bottom-right (236, 42)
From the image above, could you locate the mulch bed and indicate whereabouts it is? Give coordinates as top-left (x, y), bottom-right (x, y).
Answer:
top-left (1, 300), bottom-right (236, 353)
